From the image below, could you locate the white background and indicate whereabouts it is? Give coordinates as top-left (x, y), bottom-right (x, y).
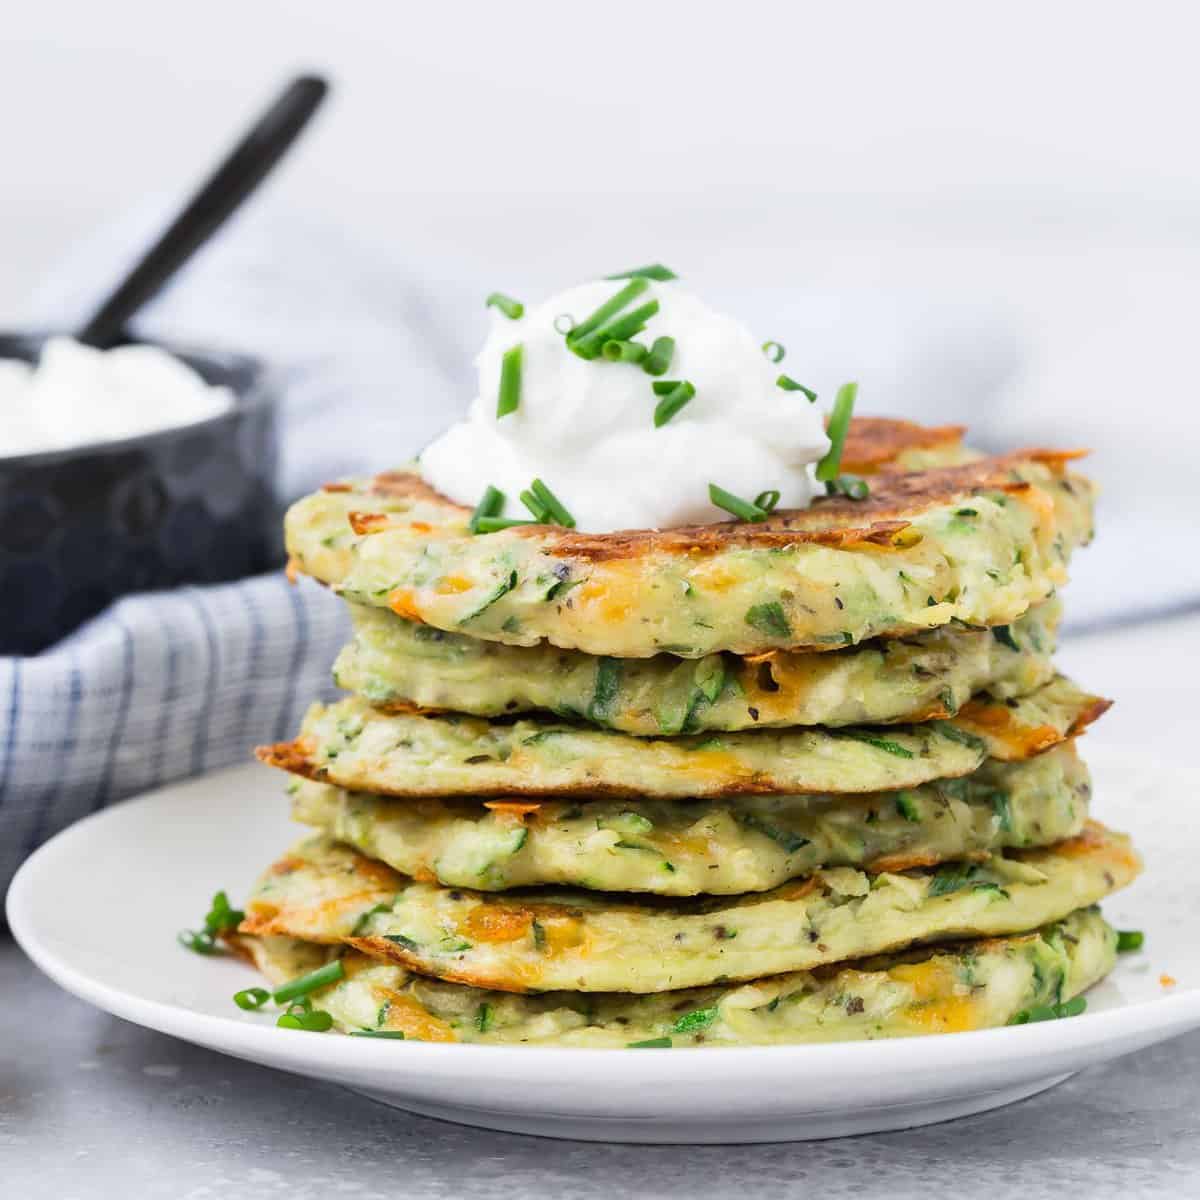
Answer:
top-left (3, 0), bottom-right (1198, 621)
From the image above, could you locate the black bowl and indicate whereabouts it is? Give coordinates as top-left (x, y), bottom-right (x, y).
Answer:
top-left (0, 333), bottom-right (281, 656)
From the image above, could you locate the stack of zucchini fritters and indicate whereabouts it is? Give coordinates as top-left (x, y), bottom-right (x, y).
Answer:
top-left (238, 418), bottom-right (1141, 1047)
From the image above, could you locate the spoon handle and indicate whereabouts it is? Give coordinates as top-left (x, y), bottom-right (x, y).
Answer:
top-left (77, 74), bottom-right (329, 349)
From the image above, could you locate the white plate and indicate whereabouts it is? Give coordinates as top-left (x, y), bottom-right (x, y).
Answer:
top-left (7, 748), bottom-right (1199, 1144)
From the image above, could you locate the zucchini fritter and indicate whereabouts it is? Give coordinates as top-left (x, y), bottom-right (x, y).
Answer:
top-left (289, 743), bottom-right (1089, 895)
top-left (334, 600), bottom-right (1060, 734)
top-left (239, 822), bottom-right (1139, 993)
top-left (232, 907), bottom-right (1115, 1046)
top-left (258, 675), bottom-right (1109, 799)
top-left (286, 446), bottom-right (1093, 658)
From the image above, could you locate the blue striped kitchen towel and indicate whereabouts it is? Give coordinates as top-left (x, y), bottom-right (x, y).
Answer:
top-left (0, 573), bottom-right (347, 896)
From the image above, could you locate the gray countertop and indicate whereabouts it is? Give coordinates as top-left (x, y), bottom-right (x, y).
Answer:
top-left (4, 936), bottom-right (1199, 1200)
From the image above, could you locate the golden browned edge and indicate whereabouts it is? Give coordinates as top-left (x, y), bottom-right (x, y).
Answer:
top-left (837, 416), bottom-right (966, 474)
top-left (253, 681), bottom-right (1110, 800)
top-left (345, 447), bottom-right (1085, 562)
top-left (233, 819), bottom-right (1138, 997)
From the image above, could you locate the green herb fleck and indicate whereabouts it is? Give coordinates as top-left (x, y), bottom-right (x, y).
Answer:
top-left (1009, 997), bottom-right (1087, 1025)
top-left (842, 731), bottom-right (915, 759)
top-left (671, 1006), bottom-right (719, 1034)
top-left (589, 657), bottom-right (623, 724)
top-left (745, 601), bottom-right (791, 639)
top-left (992, 625), bottom-right (1021, 652)
top-left (627, 1036), bottom-right (673, 1048)
top-left (1116, 929), bottom-right (1145, 953)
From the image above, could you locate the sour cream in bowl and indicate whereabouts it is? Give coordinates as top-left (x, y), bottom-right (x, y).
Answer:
top-left (0, 333), bottom-right (280, 655)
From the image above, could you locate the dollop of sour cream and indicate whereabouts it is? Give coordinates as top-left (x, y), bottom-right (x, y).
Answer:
top-left (0, 336), bottom-right (233, 459)
top-left (419, 279), bottom-right (830, 532)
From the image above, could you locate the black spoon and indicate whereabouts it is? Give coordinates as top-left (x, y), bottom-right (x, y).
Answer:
top-left (76, 74), bottom-right (329, 350)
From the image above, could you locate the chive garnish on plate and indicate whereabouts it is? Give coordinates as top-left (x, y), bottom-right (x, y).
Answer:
top-left (496, 344), bottom-right (523, 418)
top-left (642, 336), bottom-right (676, 377)
top-left (468, 485), bottom-right (505, 534)
top-left (272, 960), bottom-right (345, 1005)
top-left (776, 375), bottom-right (817, 401)
top-left (1117, 929), bottom-right (1145, 952)
top-left (653, 380), bottom-right (695, 427)
top-left (233, 987), bottom-right (270, 1011)
top-left (178, 889), bottom-right (244, 954)
top-left (815, 382), bottom-right (858, 482)
top-left (485, 292), bottom-right (524, 319)
top-left (762, 341), bottom-right (786, 363)
top-left (709, 484), bottom-right (770, 523)
top-left (753, 489), bottom-right (781, 513)
top-left (605, 264), bottom-right (677, 281)
top-left (277, 1010), bottom-right (334, 1032)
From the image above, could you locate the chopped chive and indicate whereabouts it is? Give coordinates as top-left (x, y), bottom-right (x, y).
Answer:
top-left (468, 485), bottom-right (505, 534)
top-left (272, 960), bottom-right (345, 1005)
top-left (350, 1029), bottom-right (407, 1039)
top-left (496, 344), bottom-right (523, 418)
top-left (602, 339), bottom-right (649, 363)
top-left (572, 299), bottom-right (660, 358)
top-left (1116, 929), bottom-right (1145, 952)
top-left (1009, 997), bottom-right (1087, 1025)
top-left (753, 489), bottom-right (781, 513)
top-left (642, 336), bottom-right (676, 377)
top-left (519, 489), bottom-right (550, 523)
top-left (653, 380), bottom-right (695, 427)
top-left (177, 929), bottom-right (219, 955)
top-left (203, 889), bottom-right (244, 935)
top-left (776, 375), bottom-right (817, 402)
top-left (530, 479), bottom-right (576, 528)
top-left (567, 278), bottom-right (649, 346)
top-left (815, 382), bottom-right (858, 482)
top-left (475, 516), bottom-right (536, 534)
top-left (709, 483), bottom-right (769, 522)
top-left (992, 624), bottom-right (1021, 652)
top-left (485, 292), bottom-right (524, 319)
top-left (606, 264), bottom-right (678, 281)
top-left (824, 474), bottom-right (870, 501)
top-left (475, 1002), bottom-right (494, 1033)
top-left (553, 313), bottom-right (575, 334)
top-left (277, 1010), bottom-right (334, 1032)
top-left (233, 987), bottom-right (270, 1011)
top-left (671, 1006), bottom-right (719, 1034)
top-left (627, 1036), bottom-right (673, 1048)
top-left (841, 731), bottom-right (915, 759)
top-left (762, 341), bottom-right (786, 363)
top-left (745, 602), bottom-right (791, 638)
